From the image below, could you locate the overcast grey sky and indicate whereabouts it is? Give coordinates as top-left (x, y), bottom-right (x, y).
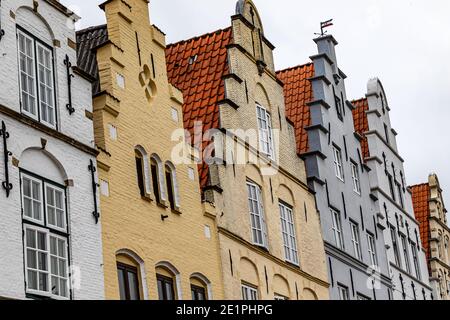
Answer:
top-left (62, 0), bottom-right (450, 211)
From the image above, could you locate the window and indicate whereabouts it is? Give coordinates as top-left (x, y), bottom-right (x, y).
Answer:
top-left (400, 235), bottom-right (411, 273)
top-left (367, 233), bottom-right (378, 266)
top-left (165, 163), bottom-right (180, 211)
top-left (357, 294), bottom-right (371, 300)
top-left (332, 146), bottom-right (344, 181)
top-left (17, 29), bottom-right (56, 128)
top-left (350, 222), bottom-right (362, 260)
top-left (411, 243), bottom-right (421, 280)
top-left (384, 123), bottom-right (390, 144)
top-left (331, 209), bottom-right (344, 250)
top-left (135, 154), bottom-right (145, 197)
top-left (247, 181), bottom-right (268, 248)
top-left (279, 202), bottom-right (299, 265)
top-left (191, 285), bottom-right (206, 301)
top-left (388, 174), bottom-right (396, 201)
top-left (21, 172), bottom-right (69, 299)
top-left (151, 158), bottom-right (161, 203)
top-left (256, 104), bottom-right (275, 159)
top-left (337, 285), bottom-right (349, 300)
top-left (351, 162), bottom-right (361, 194)
top-left (157, 274), bottom-right (175, 300)
top-left (335, 94), bottom-right (343, 121)
top-left (117, 263), bottom-right (140, 300)
top-left (242, 283), bottom-right (258, 300)
top-left (390, 226), bottom-right (401, 267)
top-left (396, 182), bottom-right (404, 208)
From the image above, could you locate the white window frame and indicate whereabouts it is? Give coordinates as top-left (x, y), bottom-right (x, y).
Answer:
top-left (17, 28), bottom-right (56, 128)
top-left (331, 209), bottom-right (344, 250)
top-left (256, 104), bottom-right (275, 159)
top-left (350, 161), bottom-right (361, 194)
top-left (350, 221), bottom-right (362, 260)
top-left (400, 234), bottom-right (411, 273)
top-left (367, 233), bottom-right (378, 266)
top-left (337, 284), bottom-right (349, 300)
top-left (332, 146), bottom-right (344, 181)
top-left (241, 283), bottom-right (258, 300)
top-left (247, 181), bottom-right (268, 248)
top-left (23, 224), bottom-right (70, 300)
top-left (390, 226), bottom-right (401, 267)
top-left (410, 242), bottom-right (421, 280)
top-left (21, 173), bottom-right (45, 224)
top-left (44, 183), bottom-right (67, 232)
top-left (279, 202), bottom-right (299, 265)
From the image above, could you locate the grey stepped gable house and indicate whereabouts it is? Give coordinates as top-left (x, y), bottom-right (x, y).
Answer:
top-left (0, 0), bottom-right (104, 299)
top-left (277, 34), bottom-right (392, 300)
top-left (352, 79), bottom-right (433, 300)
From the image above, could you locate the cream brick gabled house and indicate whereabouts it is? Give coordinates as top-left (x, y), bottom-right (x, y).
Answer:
top-left (411, 174), bottom-right (450, 299)
top-left (166, 0), bottom-right (329, 300)
top-left (77, 0), bottom-right (224, 300)
top-left (0, 0), bottom-right (104, 299)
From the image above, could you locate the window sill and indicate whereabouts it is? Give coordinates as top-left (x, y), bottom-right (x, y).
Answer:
top-left (171, 207), bottom-right (182, 215)
top-left (141, 195), bottom-right (153, 202)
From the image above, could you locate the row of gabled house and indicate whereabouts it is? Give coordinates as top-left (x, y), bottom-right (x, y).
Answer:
top-left (0, 0), bottom-right (448, 301)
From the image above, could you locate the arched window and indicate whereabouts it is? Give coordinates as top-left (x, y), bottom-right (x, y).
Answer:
top-left (116, 250), bottom-right (146, 300)
top-left (135, 146), bottom-right (151, 198)
top-left (150, 154), bottom-right (166, 204)
top-left (165, 162), bottom-right (180, 211)
top-left (155, 262), bottom-right (181, 300)
top-left (190, 273), bottom-right (212, 300)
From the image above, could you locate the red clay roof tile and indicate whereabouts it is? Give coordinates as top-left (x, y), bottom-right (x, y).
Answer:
top-left (276, 63), bottom-right (315, 154)
top-left (410, 183), bottom-right (431, 271)
top-left (352, 98), bottom-right (370, 159)
top-left (166, 28), bottom-right (233, 189)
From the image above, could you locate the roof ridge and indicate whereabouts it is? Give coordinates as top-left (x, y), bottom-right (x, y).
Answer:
top-left (167, 26), bottom-right (232, 49)
top-left (410, 182), bottom-right (430, 188)
top-left (276, 62), bottom-right (313, 75)
top-left (76, 24), bottom-right (107, 36)
top-left (351, 97), bottom-right (367, 103)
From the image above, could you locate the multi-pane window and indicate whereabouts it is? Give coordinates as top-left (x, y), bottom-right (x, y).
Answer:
top-left (17, 29), bottom-right (56, 128)
top-left (191, 285), bottom-right (206, 301)
top-left (351, 162), bottom-right (361, 194)
top-left (390, 226), bottom-right (401, 267)
top-left (21, 173), bottom-right (69, 299)
top-left (242, 283), bottom-right (258, 300)
top-left (256, 104), bottom-right (275, 159)
top-left (337, 285), bottom-right (349, 300)
top-left (157, 274), bottom-right (175, 300)
top-left (117, 263), bottom-right (140, 300)
top-left (332, 146), bottom-right (344, 181)
top-left (350, 222), bottom-right (362, 260)
top-left (335, 94), bottom-right (343, 121)
top-left (410, 243), bottom-right (421, 280)
top-left (247, 181), bottom-right (268, 248)
top-left (396, 182), bottom-right (404, 208)
top-left (279, 202), bottom-right (299, 265)
top-left (400, 235), bottom-right (411, 273)
top-left (388, 174), bottom-right (396, 201)
top-left (367, 233), bottom-right (378, 266)
top-left (331, 209), bottom-right (344, 250)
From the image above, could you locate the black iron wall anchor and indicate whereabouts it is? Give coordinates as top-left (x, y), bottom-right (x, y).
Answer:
top-left (64, 55), bottom-right (75, 115)
top-left (88, 159), bottom-right (100, 224)
top-left (0, 121), bottom-right (13, 197)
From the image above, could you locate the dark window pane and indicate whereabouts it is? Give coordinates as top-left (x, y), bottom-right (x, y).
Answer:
top-left (151, 163), bottom-right (160, 203)
top-left (127, 271), bottom-right (140, 300)
top-left (166, 170), bottom-right (175, 210)
top-left (136, 157), bottom-right (145, 197)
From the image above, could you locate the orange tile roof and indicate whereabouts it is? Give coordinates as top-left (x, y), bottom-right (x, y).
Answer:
top-left (410, 183), bottom-right (431, 267)
top-left (352, 98), bottom-right (370, 159)
top-left (276, 63), bottom-right (315, 154)
top-left (166, 28), bottom-right (233, 189)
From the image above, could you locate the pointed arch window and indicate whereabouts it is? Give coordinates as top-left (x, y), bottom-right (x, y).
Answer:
top-left (150, 154), bottom-right (166, 204)
top-left (134, 147), bottom-right (151, 198)
top-left (165, 162), bottom-right (180, 211)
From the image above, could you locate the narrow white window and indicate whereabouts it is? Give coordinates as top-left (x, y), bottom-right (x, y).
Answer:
top-left (21, 174), bottom-right (44, 223)
top-left (45, 183), bottom-right (66, 231)
top-left (332, 146), bottom-right (344, 181)
top-left (351, 162), bottom-right (361, 194)
top-left (338, 285), bottom-right (349, 300)
top-left (350, 221), bottom-right (362, 260)
top-left (17, 30), bottom-right (38, 119)
top-left (171, 107), bottom-right (179, 122)
top-left (36, 43), bottom-right (55, 127)
top-left (108, 124), bottom-right (118, 141)
top-left (411, 242), bottom-right (421, 280)
top-left (24, 225), bottom-right (49, 295)
top-left (279, 202), bottom-right (299, 265)
top-left (49, 235), bottom-right (69, 298)
top-left (247, 181), bottom-right (268, 248)
top-left (241, 283), bottom-right (258, 300)
top-left (331, 209), bottom-right (344, 250)
top-left (400, 234), bottom-right (411, 273)
top-left (367, 233), bottom-right (378, 266)
top-left (256, 104), bottom-right (275, 159)
top-left (116, 73), bottom-right (125, 89)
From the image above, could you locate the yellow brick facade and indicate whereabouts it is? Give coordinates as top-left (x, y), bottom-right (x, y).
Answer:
top-left (93, 0), bottom-right (224, 300)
